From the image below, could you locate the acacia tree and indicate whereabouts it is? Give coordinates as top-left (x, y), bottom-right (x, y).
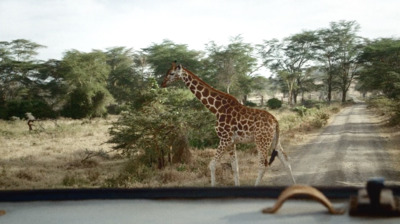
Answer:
top-left (258, 31), bottom-right (318, 105)
top-left (106, 47), bottom-right (143, 105)
top-left (0, 39), bottom-right (58, 119)
top-left (0, 39), bottom-right (45, 102)
top-left (358, 38), bottom-right (400, 99)
top-left (204, 35), bottom-right (258, 101)
top-left (60, 50), bottom-right (112, 118)
top-left (142, 39), bottom-right (203, 82)
top-left (316, 21), bottom-right (364, 102)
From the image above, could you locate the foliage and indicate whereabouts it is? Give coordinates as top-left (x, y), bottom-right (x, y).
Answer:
top-left (358, 38), bottom-right (400, 99)
top-left (267, 98), bottom-right (282, 109)
top-left (257, 31), bottom-right (319, 104)
top-left (367, 96), bottom-right (400, 126)
top-left (293, 105), bottom-right (307, 117)
top-left (316, 20), bottom-right (364, 102)
top-left (203, 35), bottom-right (258, 99)
top-left (0, 99), bottom-right (56, 119)
top-left (60, 50), bottom-right (112, 118)
top-left (108, 82), bottom-right (215, 169)
top-left (243, 100), bottom-right (257, 107)
top-left (142, 39), bottom-right (203, 82)
top-left (0, 39), bottom-right (46, 103)
top-left (105, 47), bottom-right (152, 105)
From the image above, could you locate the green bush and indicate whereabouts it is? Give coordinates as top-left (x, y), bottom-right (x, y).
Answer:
top-left (0, 99), bottom-right (57, 119)
top-left (108, 87), bottom-right (212, 169)
top-left (312, 110), bottom-right (330, 127)
top-left (244, 100), bottom-right (257, 107)
top-left (293, 106), bottom-right (307, 117)
top-left (62, 88), bottom-right (109, 119)
top-left (367, 96), bottom-right (400, 126)
top-left (267, 98), bottom-right (282, 109)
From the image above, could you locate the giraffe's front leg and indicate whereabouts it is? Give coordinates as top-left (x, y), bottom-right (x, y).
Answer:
top-left (229, 144), bottom-right (240, 186)
top-left (209, 140), bottom-right (230, 187)
top-left (209, 159), bottom-right (217, 187)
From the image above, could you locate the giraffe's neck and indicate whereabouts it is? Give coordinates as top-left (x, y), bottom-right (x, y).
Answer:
top-left (181, 68), bottom-right (240, 115)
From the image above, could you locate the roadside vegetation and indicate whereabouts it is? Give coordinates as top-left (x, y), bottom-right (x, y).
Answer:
top-left (366, 96), bottom-right (400, 126)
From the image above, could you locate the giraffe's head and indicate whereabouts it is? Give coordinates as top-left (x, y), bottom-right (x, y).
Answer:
top-left (161, 61), bottom-right (184, 87)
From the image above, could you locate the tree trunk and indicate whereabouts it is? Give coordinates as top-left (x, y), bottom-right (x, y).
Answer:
top-left (293, 91), bottom-right (298, 105)
top-left (327, 76), bottom-right (332, 102)
top-left (260, 95), bottom-right (264, 106)
top-left (243, 94), bottom-right (248, 104)
top-left (172, 132), bottom-right (192, 164)
top-left (341, 89), bottom-right (347, 103)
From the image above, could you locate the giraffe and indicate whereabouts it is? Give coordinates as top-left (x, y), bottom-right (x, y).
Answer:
top-left (161, 62), bottom-right (296, 186)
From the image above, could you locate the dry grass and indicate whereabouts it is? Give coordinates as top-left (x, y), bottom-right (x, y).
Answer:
top-left (0, 117), bottom-right (125, 189)
top-left (0, 104), bottom-right (343, 189)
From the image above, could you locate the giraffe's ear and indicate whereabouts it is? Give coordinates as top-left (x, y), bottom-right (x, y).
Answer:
top-left (177, 64), bottom-right (182, 70)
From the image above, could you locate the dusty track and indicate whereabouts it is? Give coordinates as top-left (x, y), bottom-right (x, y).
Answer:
top-left (266, 103), bottom-right (400, 187)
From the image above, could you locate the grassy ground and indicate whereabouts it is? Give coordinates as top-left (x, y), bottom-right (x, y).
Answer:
top-left (0, 103), bottom-right (343, 189)
top-left (0, 117), bottom-right (124, 189)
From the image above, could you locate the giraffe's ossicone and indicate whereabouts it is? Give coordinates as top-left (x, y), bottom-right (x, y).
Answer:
top-left (162, 62), bottom-right (296, 186)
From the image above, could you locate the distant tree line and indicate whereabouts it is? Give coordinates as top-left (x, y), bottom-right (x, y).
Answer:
top-left (1, 20), bottom-right (399, 121)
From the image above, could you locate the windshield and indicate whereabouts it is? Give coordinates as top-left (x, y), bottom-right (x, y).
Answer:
top-left (1, 0), bottom-right (399, 191)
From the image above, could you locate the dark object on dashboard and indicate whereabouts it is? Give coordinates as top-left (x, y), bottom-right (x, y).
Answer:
top-left (349, 178), bottom-right (400, 217)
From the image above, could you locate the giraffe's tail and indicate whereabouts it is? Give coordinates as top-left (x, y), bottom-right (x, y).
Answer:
top-left (268, 123), bottom-right (280, 165)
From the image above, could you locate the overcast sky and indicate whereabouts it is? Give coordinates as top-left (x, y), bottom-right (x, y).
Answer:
top-left (1, 0), bottom-right (399, 61)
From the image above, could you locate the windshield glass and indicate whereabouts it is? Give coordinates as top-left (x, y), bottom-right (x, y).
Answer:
top-left (1, 0), bottom-right (399, 190)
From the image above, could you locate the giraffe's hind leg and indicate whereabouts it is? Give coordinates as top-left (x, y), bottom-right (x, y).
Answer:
top-left (275, 142), bottom-right (296, 184)
top-left (255, 144), bottom-right (269, 186)
top-left (255, 162), bottom-right (267, 186)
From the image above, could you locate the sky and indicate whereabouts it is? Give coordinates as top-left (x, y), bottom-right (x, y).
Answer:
top-left (1, 0), bottom-right (399, 62)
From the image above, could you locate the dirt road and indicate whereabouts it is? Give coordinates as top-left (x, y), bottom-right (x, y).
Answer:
top-left (266, 103), bottom-right (400, 187)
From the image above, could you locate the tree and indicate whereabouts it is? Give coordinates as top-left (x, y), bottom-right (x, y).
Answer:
top-left (258, 31), bottom-right (318, 105)
top-left (0, 39), bottom-right (57, 119)
top-left (316, 21), bottom-right (364, 102)
top-left (108, 83), bottom-right (195, 169)
top-left (36, 59), bottom-right (68, 111)
top-left (60, 50), bottom-right (112, 118)
top-left (142, 40), bottom-right (203, 82)
top-left (0, 39), bottom-right (45, 102)
top-left (358, 38), bottom-right (400, 99)
top-left (106, 47), bottom-right (143, 104)
top-left (248, 76), bottom-right (271, 106)
top-left (204, 35), bottom-right (258, 100)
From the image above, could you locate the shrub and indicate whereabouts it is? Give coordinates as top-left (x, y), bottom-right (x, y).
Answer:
top-left (310, 110), bottom-right (330, 128)
top-left (244, 101), bottom-right (257, 107)
top-left (302, 100), bottom-right (319, 108)
top-left (62, 88), bottom-right (110, 119)
top-left (0, 99), bottom-right (57, 119)
top-left (108, 87), bottom-right (197, 169)
top-left (367, 96), bottom-right (400, 126)
top-left (293, 106), bottom-right (307, 117)
top-left (267, 98), bottom-right (282, 109)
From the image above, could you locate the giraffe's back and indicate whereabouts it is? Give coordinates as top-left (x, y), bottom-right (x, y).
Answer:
top-left (223, 105), bottom-right (278, 144)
